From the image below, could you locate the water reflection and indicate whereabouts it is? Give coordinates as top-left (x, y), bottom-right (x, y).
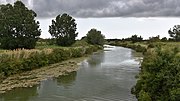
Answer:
top-left (56, 71), bottom-right (77, 88)
top-left (0, 46), bottom-right (141, 101)
top-left (86, 52), bottom-right (105, 67)
top-left (0, 86), bottom-right (38, 101)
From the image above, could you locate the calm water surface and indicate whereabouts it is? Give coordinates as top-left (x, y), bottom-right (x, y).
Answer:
top-left (0, 46), bottom-right (142, 101)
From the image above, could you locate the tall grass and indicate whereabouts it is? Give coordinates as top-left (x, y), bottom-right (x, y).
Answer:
top-left (0, 45), bottom-right (102, 79)
top-left (0, 49), bottom-right (52, 61)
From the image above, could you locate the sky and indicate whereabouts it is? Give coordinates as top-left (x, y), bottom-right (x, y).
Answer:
top-left (1, 0), bottom-right (180, 39)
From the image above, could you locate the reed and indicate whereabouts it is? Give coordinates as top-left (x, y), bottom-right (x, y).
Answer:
top-left (0, 45), bottom-right (101, 78)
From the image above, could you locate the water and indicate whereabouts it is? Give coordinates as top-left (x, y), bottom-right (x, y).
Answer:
top-left (0, 46), bottom-right (142, 101)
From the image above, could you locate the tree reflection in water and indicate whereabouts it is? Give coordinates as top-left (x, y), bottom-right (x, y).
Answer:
top-left (0, 86), bottom-right (38, 101)
top-left (86, 52), bottom-right (105, 67)
top-left (56, 71), bottom-right (77, 89)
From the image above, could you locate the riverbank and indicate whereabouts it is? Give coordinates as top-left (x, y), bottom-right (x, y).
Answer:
top-left (0, 44), bottom-right (103, 93)
top-left (0, 45), bottom-right (141, 101)
top-left (0, 56), bottom-right (88, 94)
top-left (108, 41), bottom-right (180, 101)
top-left (108, 41), bottom-right (147, 53)
top-left (0, 45), bottom-right (102, 78)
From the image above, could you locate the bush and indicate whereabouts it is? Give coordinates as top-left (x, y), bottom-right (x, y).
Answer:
top-left (71, 48), bottom-right (84, 58)
top-left (147, 43), bottom-right (155, 48)
top-left (133, 46), bottom-right (180, 101)
top-left (0, 45), bottom-right (102, 78)
top-left (138, 90), bottom-right (152, 101)
top-left (135, 45), bottom-right (147, 53)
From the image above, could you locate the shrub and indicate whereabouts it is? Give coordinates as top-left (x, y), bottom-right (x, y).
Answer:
top-left (133, 46), bottom-right (180, 100)
top-left (0, 45), bottom-right (102, 78)
top-left (71, 48), bottom-right (84, 58)
top-left (135, 45), bottom-right (147, 53)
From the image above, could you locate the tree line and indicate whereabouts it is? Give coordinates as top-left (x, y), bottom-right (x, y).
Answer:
top-left (107, 27), bottom-right (180, 43)
top-left (0, 1), bottom-right (105, 50)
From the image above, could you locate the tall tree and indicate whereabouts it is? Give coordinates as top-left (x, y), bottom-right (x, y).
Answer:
top-left (0, 1), bottom-right (41, 49)
top-left (168, 25), bottom-right (180, 41)
top-left (49, 13), bottom-right (78, 46)
top-left (86, 28), bottom-right (105, 46)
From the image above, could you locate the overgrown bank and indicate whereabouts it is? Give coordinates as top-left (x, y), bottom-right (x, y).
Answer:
top-left (109, 41), bottom-right (180, 101)
top-left (0, 57), bottom-right (87, 94)
top-left (109, 41), bottom-right (147, 53)
top-left (133, 46), bottom-right (180, 101)
top-left (0, 45), bottom-right (102, 80)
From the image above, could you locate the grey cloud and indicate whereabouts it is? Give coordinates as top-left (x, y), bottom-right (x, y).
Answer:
top-left (3, 0), bottom-right (180, 18)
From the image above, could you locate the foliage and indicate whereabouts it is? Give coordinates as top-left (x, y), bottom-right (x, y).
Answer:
top-left (0, 45), bottom-right (102, 78)
top-left (130, 35), bottom-right (143, 43)
top-left (36, 38), bottom-right (56, 46)
top-left (0, 1), bottom-right (41, 49)
top-left (161, 37), bottom-right (168, 42)
top-left (138, 90), bottom-right (152, 101)
top-left (86, 28), bottom-right (105, 46)
top-left (72, 40), bottom-right (89, 47)
top-left (49, 13), bottom-right (78, 46)
top-left (133, 46), bottom-right (180, 101)
top-left (109, 41), bottom-right (147, 53)
top-left (168, 25), bottom-right (180, 41)
top-left (149, 35), bottom-right (160, 42)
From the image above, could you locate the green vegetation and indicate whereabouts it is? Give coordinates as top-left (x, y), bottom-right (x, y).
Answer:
top-left (108, 39), bottom-right (180, 101)
top-left (108, 41), bottom-right (147, 53)
top-left (133, 45), bottom-right (180, 101)
top-left (130, 35), bottom-right (143, 43)
top-left (3, 1), bottom-right (180, 100)
top-left (0, 1), bottom-right (104, 82)
top-left (168, 25), bottom-right (180, 41)
top-left (49, 13), bottom-right (78, 46)
top-left (107, 24), bottom-right (180, 100)
top-left (0, 1), bottom-right (41, 49)
top-left (86, 28), bottom-right (105, 46)
top-left (0, 45), bottom-right (102, 79)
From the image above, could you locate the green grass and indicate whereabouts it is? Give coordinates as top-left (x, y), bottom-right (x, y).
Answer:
top-left (35, 40), bottom-right (90, 49)
top-left (35, 45), bottom-right (63, 49)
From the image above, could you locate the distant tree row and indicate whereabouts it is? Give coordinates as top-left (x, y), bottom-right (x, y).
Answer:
top-left (106, 35), bottom-right (143, 43)
top-left (0, 1), bottom-right (105, 50)
top-left (106, 27), bottom-right (180, 43)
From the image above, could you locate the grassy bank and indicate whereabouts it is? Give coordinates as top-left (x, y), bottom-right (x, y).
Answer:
top-left (0, 57), bottom-right (87, 93)
top-left (133, 45), bottom-right (180, 101)
top-left (108, 41), bottom-right (147, 53)
top-left (109, 41), bottom-right (180, 101)
top-left (0, 45), bottom-right (102, 80)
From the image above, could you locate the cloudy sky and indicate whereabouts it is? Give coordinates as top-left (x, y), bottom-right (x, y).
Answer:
top-left (1, 0), bottom-right (180, 39)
